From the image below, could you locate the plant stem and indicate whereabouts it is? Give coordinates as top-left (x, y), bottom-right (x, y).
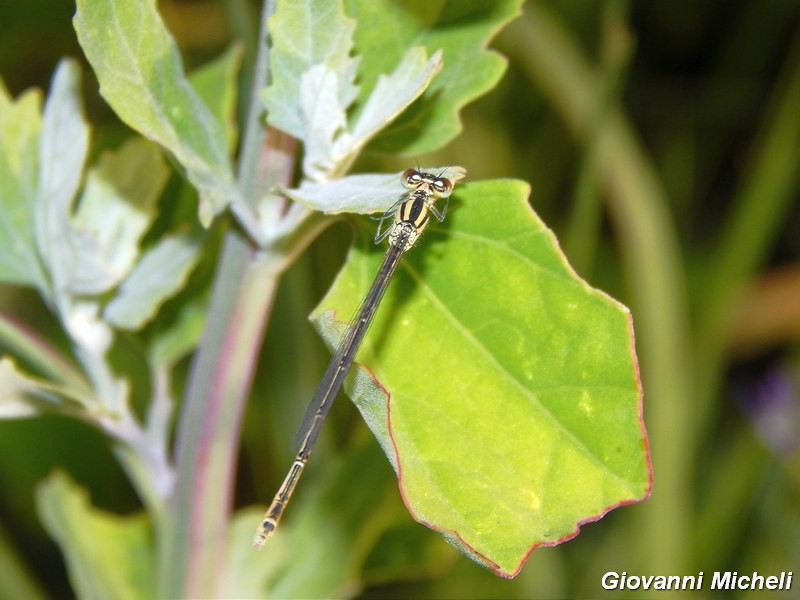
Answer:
top-left (159, 233), bottom-right (281, 599)
top-left (156, 1), bottom-right (292, 597)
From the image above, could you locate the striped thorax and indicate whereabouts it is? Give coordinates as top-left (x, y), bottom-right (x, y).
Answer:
top-left (377, 169), bottom-right (454, 251)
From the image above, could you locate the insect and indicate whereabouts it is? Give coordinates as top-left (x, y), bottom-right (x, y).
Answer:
top-left (253, 168), bottom-right (459, 548)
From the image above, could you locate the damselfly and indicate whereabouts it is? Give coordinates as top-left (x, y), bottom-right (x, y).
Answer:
top-left (253, 168), bottom-right (461, 547)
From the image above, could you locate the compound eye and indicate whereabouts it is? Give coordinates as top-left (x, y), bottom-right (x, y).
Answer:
top-left (403, 168), bottom-right (423, 187)
top-left (435, 177), bottom-right (453, 197)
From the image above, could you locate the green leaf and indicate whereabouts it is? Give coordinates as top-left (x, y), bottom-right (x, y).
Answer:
top-left (284, 166), bottom-right (467, 214)
top-left (0, 79), bottom-right (45, 289)
top-left (34, 59), bottom-right (92, 301)
top-left (0, 311), bottom-right (90, 392)
top-left (262, 0), bottom-right (359, 142)
top-left (104, 233), bottom-right (203, 330)
top-left (36, 472), bottom-right (154, 600)
top-left (188, 43), bottom-right (244, 152)
top-left (346, 0), bottom-right (523, 154)
top-left (0, 357), bottom-right (92, 422)
top-left (262, 0), bottom-right (445, 179)
top-left (262, 0), bottom-right (359, 179)
top-left (312, 179), bottom-right (651, 576)
top-left (0, 358), bottom-right (61, 418)
top-left (33, 64), bottom-right (169, 303)
top-left (73, 0), bottom-right (241, 225)
top-left (343, 47), bottom-right (442, 154)
top-left (71, 138), bottom-right (169, 294)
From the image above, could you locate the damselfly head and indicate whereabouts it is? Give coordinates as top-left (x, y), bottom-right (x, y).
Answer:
top-left (402, 168), bottom-right (454, 198)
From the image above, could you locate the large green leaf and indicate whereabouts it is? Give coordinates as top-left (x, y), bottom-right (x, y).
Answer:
top-left (312, 179), bottom-right (651, 576)
top-left (73, 0), bottom-right (241, 225)
top-left (345, 0), bottom-right (523, 154)
top-left (36, 472), bottom-right (154, 600)
top-left (0, 79), bottom-right (45, 289)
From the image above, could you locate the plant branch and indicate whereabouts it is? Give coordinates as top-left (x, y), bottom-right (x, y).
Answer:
top-left (156, 2), bottom-right (295, 597)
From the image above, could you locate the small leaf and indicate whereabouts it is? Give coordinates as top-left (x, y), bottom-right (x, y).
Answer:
top-left (188, 43), bottom-right (244, 152)
top-left (0, 79), bottom-right (46, 289)
top-left (32, 64), bottom-right (168, 300)
top-left (262, 0), bottom-right (359, 141)
top-left (312, 179), bottom-right (651, 576)
top-left (104, 233), bottom-right (203, 330)
top-left (0, 357), bottom-right (90, 419)
top-left (71, 138), bottom-right (169, 294)
top-left (341, 47), bottom-right (443, 156)
top-left (346, 0), bottom-right (523, 154)
top-left (36, 472), bottom-right (154, 600)
top-left (0, 311), bottom-right (90, 392)
top-left (284, 166), bottom-right (467, 214)
top-left (34, 59), bottom-right (92, 302)
top-left (263, 1), bottom-right (447, 180)
top-left (73, 0), bottom-right (241, 224)
top-left (299, 63), bottom-right (350, 179)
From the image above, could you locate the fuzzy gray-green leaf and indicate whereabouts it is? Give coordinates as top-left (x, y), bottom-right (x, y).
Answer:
top-left (105, 233), bottom-right (203, 330)
top-left (73, 0), bottom-right (241, 224)
top-left (0, 80), bottom-right (45, 289)
top-left (34, 59), bottom-right (91, 302)
top-left (71, 138), bottom-right (169, 294)
top-left (262, 0), bottom-right (359, 141)
top-left (284, 166), bottom-right (466, 215)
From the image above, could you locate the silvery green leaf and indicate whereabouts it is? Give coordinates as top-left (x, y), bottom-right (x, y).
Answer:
top-left (336, 48), bottom-right (443, 160)
top-left (285, 172), bottom-right (403, 215)
top-left (284, 166), bottom-right (467, 214)
top-left (104, 233), bottom-right (203, 330)
top-left (0, 80), bottom-right (46, 289)
top-left (301, 64), bottom-right (349, 181)
top-left (74, 0), bottom-right (242, 225)
top-left (0, 357), bottom-right (52, 418)
top-left (262, 0), bottom-right (359, 141)
top-left (59, 231), bottom-right (120, 296)
top-left (346, 0), bottom-right (520, 155)
top-left (34, 59), bottom-right (92, 302)
top-left (70, 138), bottom-right (168, 294)
top-left (0, 357), bottom-right (88, 419)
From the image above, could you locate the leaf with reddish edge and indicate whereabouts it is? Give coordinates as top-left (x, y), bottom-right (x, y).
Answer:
top-left (312, 178), bottom-right (652, 576)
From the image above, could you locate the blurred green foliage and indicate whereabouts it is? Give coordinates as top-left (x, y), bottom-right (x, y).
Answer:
top-left (1, 0), bottom-right (799, 598)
